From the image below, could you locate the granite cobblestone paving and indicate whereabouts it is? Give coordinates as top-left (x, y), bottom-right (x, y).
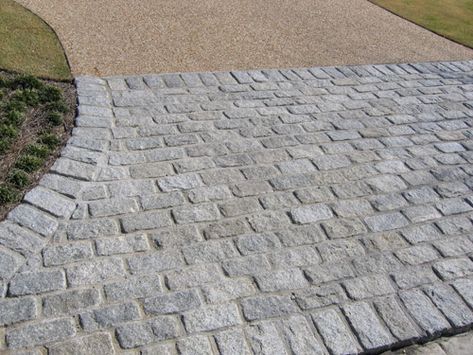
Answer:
top-left (2, 61), bottom-right (473, 353)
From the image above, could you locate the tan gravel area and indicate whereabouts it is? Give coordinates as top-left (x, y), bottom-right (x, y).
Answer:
top-left (16, 0), bottom-right (473, 76)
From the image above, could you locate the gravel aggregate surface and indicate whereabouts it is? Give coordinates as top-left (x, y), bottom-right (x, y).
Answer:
top-left (16, 0), bottom-right (473, 76)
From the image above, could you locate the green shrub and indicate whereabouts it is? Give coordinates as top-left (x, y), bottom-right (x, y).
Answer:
top-left (0, 124), bottom-right (18, 139)
top-left (9, 74), bottom-right (42, 90)
top-left (0, 185), bottom-right (19, 204)
top-left (4, 98), bottom-right (26, 113)
top-left (25, 143), bottom-right (50, 158)
top-left (47, 111), bottom-right (63, 126)
top-left (0, 138), bottom-right (11, 154)
top-left (14, 154), bottom-right (44, 172)
top-left (5, 109), bottom-right (24, 125)
top-left (0, 77), bottom-right (7, 88)
top-left (39, 85), bottom-right (62, 103)
top-left (6, 169), bottom-right (30, 188)
top-left (46, 99), bottom-right (68, 113)
top-left (13, 89), bottom-right (40, 106)
top-left (38, 132), bottom-right (60, 149)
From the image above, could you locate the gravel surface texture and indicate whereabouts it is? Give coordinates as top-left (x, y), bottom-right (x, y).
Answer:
top-left (15, 0), bottom-right (473, 76)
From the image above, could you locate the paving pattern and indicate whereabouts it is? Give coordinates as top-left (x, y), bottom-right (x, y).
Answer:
top-left (2, 61), bottom-right (473, 354)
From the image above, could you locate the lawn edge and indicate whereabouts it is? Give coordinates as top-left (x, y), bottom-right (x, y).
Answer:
top-left (367, 0), bottom-right (473, 51)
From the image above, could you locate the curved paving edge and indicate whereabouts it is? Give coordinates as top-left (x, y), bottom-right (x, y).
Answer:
top-left (1, 60), bottom-right (473, 354)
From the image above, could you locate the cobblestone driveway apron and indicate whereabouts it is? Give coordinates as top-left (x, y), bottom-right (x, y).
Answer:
top-left (2, 61), bottom-right (473, 354)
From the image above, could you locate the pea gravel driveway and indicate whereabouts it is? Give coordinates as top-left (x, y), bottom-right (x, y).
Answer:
top-left (2, 60), bottom-right (473, 354)
top-left (14, 0), bottom-right (473, 76)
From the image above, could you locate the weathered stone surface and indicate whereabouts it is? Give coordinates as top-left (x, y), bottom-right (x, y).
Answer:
top-left (66, 258), bottom-right (126, 286)
top-left (116, 316), bottom-right (180, 348)
top-left (343, 274), bottom-right (395, 300)
top-left (311, 309), bottom-right (361, 355)
top-left (254, 268), bottom-right (309, 291)
top-left (80, 302), bottom-right (141, 331)
top-left (104, 274), bottom-right (162, 301)
top-left (7, 63), bottom-right (473, 353)
top-left (401, 224), bottom-right (442, 244)
top-left (183, 303), bottom-right (242, 333)
top-left (304, 261), bottom-right (355, 284)
top-left (48, 333), bottom-right (115, 355)
top-left (342, 301), bottom-right (394, 351)
top-left (141, 343), bottom-right (175, 355)
top-left (89, 197), bottom-right (139, 217)
top-left (66, 219), bottom-right (119, 240)
top-left (267, 245), bottom-right (320, 268)
top-left (142, 191), bottom-right (185, 210)
top-left (396, 245), bottom-right (440, 265)
top-left (214, 328), bottom-right (251, 355)
top-left (0, 221), bottom-right (45, 257)
top-left (322, 218), bottom-right (366, 238)
top-left (373, 296), bottom-right (421, 342)
top-left (158, 173), bottom-right (203, 191)
top-left (365, 212), bottom-right (409, 232)
top-left (24, 187), bottom-right (76, 218)
top-left (235, 232), bottom-right (281, 255)
top-left (423, 283), bottom-right (473, 327)
top-left (290, 204), bottom-right (334, 224)
top-left (0, 297), bottom-right (37, 326)
top-left (295, 284), bottom-right (348, 310)
top-left (317, 239), bottom-right (365, 262)
top-left (6, 318), bottom-right (76, 349)
top-left (279, 315), bottom-right (326, 354)
top-left (433, 258), bottom-right (473, 280)
top-left (9, 270), bottom-right (66, 296)
top-left (451, 278), bottom-right (473, 309)
top-left (246, 322), bottom-right (289, 354)
top-left (120, 211), bottom-right (172, 232)
top-left (150, 225), bottom-right (202, 247)
top-left (177, 335), bottom-right (213, 355)
top-left (222, 254), bottom-right (272, 276)
top-left (96, 234), bottom-right (149, 255)
top-left (172, 203), bottom-right (221, 224)
top-left (241, 295), bottom-right (298, 321)
top-left (400, 289), bottom-right (450, 336)
top-left (392, 267), bottom-right (439, 289)
top-left (127, 250), bottom-right (184, 274)
top-left (43, 242), bottom-right (94, 266)
top-left (144, 289), bottom-right (201, 315)
top-left (0, 247), bottom-right (24, 279)
top-left (182, 239), bottom-right (239, 264)
top-left (43, 288), bottom-right (101, 316)
top-left (7, 205), bottom-right (58, 237)
top-left (165, 264), bottom-right (223, 289)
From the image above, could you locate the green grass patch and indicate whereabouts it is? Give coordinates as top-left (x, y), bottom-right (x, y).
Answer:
top-left (370, 0), bottom-right (473, 48)
top-left (6, 169), bottom-right (30, 188)
top-left (39, 132), bottom-right (61, 150)
top-left (0, 185), bottom-right (19, 204)
top-left (14, 154), bottom-right (45, 172)
top-left (0, 0), bottom-right (71, 80)
top-left (47, 111), bottom-right (63, 126)
top-left (25, 143), bottom-right (51, 159)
